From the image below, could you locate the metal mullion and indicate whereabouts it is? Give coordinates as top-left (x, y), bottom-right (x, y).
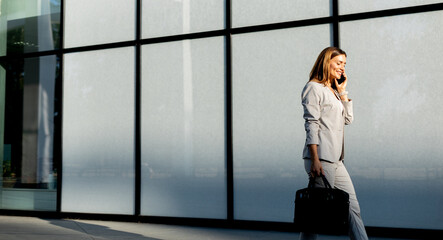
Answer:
top-left (56, 0), bottom-right (66, 214)
top-left (332, 0), bottom-right (340, 47)
top-left (231, 16), bottom-right (334, 35)
top-left (339, 2), bottom-right (443, 22)
top-left (139, 29), bottom-right (227, 45)
top-left (0, 50), bottom-right (59, 61)
top-left (134, 0), bottom-right (142, 217)
top-left (225, 0), bottom-right (234, 223)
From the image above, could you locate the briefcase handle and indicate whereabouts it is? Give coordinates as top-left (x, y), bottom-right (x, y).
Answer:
top-left (308, 174), bottom-right (333, 189)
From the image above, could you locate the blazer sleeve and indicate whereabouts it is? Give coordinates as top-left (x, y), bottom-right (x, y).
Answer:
top-left (342, 100), bottom-right (354, 125)
top-left (301, 84), bottom-right (321, 145)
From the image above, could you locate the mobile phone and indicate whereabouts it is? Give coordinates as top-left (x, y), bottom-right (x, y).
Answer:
top-left (337, 74), bottom-right (346, 84)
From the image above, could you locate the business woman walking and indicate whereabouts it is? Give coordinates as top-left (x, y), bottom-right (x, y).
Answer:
top-left (299, 47), bottom-right (369, 240)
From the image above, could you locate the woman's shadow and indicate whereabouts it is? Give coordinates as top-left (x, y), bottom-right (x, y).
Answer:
top-left (46, 218), bottom-right (162, 240)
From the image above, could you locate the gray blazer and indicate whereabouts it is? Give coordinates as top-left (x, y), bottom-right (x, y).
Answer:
top-left (301, 81), bottom-right (353, 162)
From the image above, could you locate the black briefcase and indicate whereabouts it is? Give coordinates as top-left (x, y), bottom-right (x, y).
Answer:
top-left (294, 175), bottom-right (350, 235)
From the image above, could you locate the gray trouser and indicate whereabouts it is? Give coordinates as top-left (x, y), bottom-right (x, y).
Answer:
top-left (299, 160), bottom-right (369, 240)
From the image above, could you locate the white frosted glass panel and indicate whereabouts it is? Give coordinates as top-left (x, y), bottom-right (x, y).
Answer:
top-left (62, 47), bottom-right (135, 214)
top-left (142, 0), bottom-right (224, 38)
top-left (232, 0), bottom-right (331, 28)
top-left (340, 0), bottom-right (443, 14)
top-left (64, 0), bottom-right (135, 48)
top-left (341, 11), bottom-right (443, 229)
top-left (232, 25), bottom-right (331, 222)
top-left (141, 37), bottom-right (226, 218)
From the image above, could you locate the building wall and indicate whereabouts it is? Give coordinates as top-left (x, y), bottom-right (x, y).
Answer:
top-left (1, 0), bottom-right (443, 230)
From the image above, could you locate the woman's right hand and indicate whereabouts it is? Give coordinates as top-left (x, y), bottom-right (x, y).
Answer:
top-left (308, 144), bottom-right (324, 177)
top-left (310, 159), bottom-right (324, 177)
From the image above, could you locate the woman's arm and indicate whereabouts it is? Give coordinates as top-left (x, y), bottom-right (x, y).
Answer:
top-left (335, 75), bottom-right (353, 124)
top-left (302, 83), bottom-right (321, 146)
top-left (308, 144), bottom-right (324, 177)
top-left (302, 83), bottom-right (325, 176)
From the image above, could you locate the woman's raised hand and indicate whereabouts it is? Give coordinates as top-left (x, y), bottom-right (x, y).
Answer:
top-left (334, 72), bottom-right (347, 94)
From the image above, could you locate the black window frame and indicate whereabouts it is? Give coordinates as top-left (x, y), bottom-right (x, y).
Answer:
top-left (0, 1), bottom-right (443, 238)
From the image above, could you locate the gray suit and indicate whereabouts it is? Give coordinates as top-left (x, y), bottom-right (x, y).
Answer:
top-left (301, 81), bottom-right (353, 162)
top-left (300, 82), bottom-right (368, 240)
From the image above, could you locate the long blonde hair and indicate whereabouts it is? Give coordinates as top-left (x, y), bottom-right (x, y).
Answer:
top-left (309, 47), bottom-right (347, 85)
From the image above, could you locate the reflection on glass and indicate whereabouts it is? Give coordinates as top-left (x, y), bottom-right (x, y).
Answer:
top-left (0, 0), bottom-right (61, 56)
top-left (0, 55), bottom-right (59, 211)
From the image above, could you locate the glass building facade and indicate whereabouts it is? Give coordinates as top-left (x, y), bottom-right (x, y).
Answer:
top-left (1, 0), bottom-right (443, 233)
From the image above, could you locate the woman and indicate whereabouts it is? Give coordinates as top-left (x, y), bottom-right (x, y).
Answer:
top-left (299, 47), bottom-right (369, 240)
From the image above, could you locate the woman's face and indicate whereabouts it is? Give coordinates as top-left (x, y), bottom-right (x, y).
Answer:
top-left (328, 54), bottom-right (346, 80)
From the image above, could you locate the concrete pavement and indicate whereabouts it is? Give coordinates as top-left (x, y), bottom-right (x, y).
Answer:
top-left (0, 216), bottom-right (411, 240)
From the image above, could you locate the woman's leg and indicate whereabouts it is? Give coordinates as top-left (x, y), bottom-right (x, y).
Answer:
top-left (334, 161), bottom-right (369, 240)
top-left (300, 160), bottom-right (369, 240)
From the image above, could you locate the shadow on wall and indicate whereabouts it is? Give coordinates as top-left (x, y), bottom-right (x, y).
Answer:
top-left (47, 219), bottom-right (161, 240)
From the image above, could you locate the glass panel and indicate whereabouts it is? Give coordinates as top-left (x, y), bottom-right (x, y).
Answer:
top-left (64, 0), bottom-right (135, 48)
top-left (142, 0), bottom-right (225, 38)
top-left (0, 55), bottom-right (59, 211)
top-left (232, 25), bottom-right (331, 222)
top-left (141, 37), bottom-right (226, 218)
top-left (0, 0), bottom-right (61, 56)
top-left (339, 0), bottom-right (443, 15)
top-left (232, 0), bottom-right (331, 28)
top-left (62, 47), bottom-right (135, 214)
top-left (340, 11), bottom-right (443, 229)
